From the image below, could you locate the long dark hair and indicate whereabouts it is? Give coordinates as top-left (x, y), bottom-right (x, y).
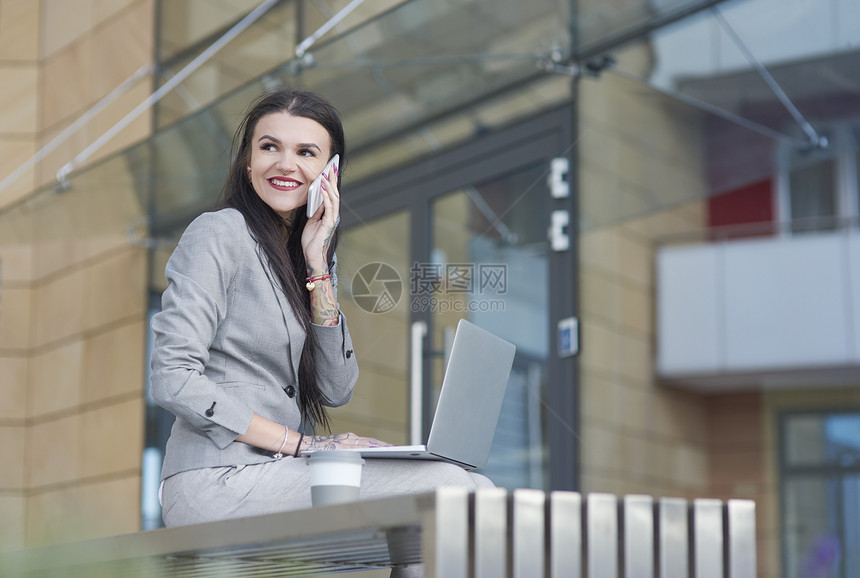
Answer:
top-left (218, 89), bottom-right (346, 432)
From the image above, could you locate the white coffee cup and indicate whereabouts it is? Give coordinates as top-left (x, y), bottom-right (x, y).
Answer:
top-left (308, 450), bottom-right (364, 506)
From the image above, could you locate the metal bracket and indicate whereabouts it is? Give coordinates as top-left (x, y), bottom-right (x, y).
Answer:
top-left (548, 157), bottom-right (569, 198)
top-left (549, 210), bottom-right (570, 252)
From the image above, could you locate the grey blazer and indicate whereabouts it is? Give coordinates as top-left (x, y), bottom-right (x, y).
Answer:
top-left (150, 208), bottom-right (358, 480)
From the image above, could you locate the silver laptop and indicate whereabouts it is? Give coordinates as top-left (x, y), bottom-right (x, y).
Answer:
top-left (343, 319), bottom-right (516, 470)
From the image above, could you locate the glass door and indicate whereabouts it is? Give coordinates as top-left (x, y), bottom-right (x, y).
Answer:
top-left (426, 170), bottom-right (551, 489)
top-left (331, 107), bottom-right (576, 491)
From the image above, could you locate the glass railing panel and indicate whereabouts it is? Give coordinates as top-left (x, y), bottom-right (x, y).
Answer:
top-left (578, 38), bottom-right (718, 233)
top-left (306, 0), bottom-right (570, 146)
top-left (158, 0), bottom-right (261, 63)
top-left (614, 0), bottom-right (860, 149)
top-left (278, 0), bottom-right (571, 177)
top-left (147, 113), bottom-right (231, 234)
top-left (153, 0), bottom-right (413, 129)
top-left (301, 0), bottom-right (407, 42)
top-left (346, 74), bottom-right (571, 182)
top-left (578, 0), bottom-right (860, 233)
top-left (155, 0), bottom-right (299, 128)
top-left (2, 0), bottom-right (573, 255)
top-left (576, 0), bottom-right (723, 52)
top-left (148, 0), bottom-right (573, 232)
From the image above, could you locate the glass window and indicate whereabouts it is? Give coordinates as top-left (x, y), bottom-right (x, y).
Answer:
top-left (781, 412), bottom-right (860, 578)
top-left (789, 158), bottom-right (836, 232)
top-left (785, 413), bottom-right (860, 467)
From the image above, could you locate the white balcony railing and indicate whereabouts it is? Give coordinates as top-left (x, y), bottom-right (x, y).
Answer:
top-left (657, 228), bottom-right (860, 390)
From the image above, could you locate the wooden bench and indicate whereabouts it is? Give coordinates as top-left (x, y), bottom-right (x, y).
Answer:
top-left (1, 489), bottom-right (756, 577)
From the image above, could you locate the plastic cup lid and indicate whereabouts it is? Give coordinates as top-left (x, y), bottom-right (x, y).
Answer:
top-left (307, 450), bottom-right (365, 465)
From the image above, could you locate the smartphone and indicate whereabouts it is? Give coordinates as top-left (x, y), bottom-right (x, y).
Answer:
top-left (306, 154), bottom-right (340, 217)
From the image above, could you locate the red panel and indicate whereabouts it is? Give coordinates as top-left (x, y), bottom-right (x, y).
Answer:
top-left (708, 179), bottom-right (774, 239)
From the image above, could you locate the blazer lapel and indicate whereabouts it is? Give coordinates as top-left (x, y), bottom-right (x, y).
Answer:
top-left (254, 246), bottom-right (306, 379)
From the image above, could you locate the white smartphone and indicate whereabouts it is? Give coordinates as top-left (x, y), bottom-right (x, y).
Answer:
top-left (306, 154), bottom-right (340, 217)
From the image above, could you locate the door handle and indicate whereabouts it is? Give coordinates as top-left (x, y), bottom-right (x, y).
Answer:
top-left (410, 320), bottom-right (427, 445)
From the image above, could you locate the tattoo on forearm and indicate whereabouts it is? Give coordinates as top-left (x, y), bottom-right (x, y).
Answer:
top-left (304, 433), bottom-right (349, 452)
top-left (310, 278), bottom-right (340, 326)
top-left (302, 432), bottom-right (387, 452)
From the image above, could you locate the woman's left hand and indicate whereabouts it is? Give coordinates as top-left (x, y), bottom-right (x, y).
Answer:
top-left (302, 164), bottom-right (339, 274)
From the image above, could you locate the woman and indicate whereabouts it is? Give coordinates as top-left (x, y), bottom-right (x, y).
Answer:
top-left (151, 90), bottom-right (491, 573)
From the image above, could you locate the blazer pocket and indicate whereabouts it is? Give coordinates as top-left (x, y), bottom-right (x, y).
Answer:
top-left (219, 381), bottom-right (266, 391)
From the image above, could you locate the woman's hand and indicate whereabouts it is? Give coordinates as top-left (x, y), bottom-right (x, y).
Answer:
top-left (301, 432), bottom-right (392, 452)
top-left (301, 163), bottom-right (342, 326)
top-left (301, 163), bottom-right (339, 275)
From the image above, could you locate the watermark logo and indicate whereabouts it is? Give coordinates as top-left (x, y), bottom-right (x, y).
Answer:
top-left (409, 263), bottom-right (508, 295)
top-left (351, 262), bottom-right (508, 314)
top-left (351, 262), bottom-right (403, 314)
top-left (409, 263), bottom-right (507, 313)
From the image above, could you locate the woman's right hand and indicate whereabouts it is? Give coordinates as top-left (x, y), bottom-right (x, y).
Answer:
top-left (301, 432), bottom-right (391, 452)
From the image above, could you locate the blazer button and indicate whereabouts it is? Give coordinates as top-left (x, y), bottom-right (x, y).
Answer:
top-left (285, 385), bottom-right (296, 398)
top-left (345, 349), bottom-right (353, 359)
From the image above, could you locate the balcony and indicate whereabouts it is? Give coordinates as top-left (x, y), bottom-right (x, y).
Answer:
top-left (657, 226), bottom-right (860, 391)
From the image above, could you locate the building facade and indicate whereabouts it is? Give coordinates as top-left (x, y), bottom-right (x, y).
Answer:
top-left (1, 1), bottom-right (858, 576)
top-left (0, 0), bottom-right (155, 550)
